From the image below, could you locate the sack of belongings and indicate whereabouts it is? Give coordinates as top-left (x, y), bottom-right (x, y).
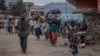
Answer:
top-left (45, 9), bottom-right (61, 24)
top-left (79, 43), bottom-right (86, 48)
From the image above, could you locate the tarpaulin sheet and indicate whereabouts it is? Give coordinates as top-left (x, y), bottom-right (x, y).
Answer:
top-left (61, 14), bottom-right (84, 24)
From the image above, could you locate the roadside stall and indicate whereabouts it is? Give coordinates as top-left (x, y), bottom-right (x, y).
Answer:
top-left (61, 14), bottom-right (88, 48)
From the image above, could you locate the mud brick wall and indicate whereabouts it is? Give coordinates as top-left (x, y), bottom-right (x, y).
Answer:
top-left (83, 13), bottom-right (100, 41)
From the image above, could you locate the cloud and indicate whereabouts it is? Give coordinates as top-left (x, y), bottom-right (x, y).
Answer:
top-left (23, 0), bottom-right (66, 6)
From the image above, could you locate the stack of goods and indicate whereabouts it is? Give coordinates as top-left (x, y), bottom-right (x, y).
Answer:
top-left (31, 11), bottom-right (39, 21)
top-left (45, 9), bottom-right (61, 25)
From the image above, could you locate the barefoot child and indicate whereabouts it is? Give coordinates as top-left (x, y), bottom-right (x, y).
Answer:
top-left (70, 34), bottom-right (79, 56)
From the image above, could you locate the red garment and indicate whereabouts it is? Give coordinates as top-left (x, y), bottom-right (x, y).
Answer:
top-left (0, 19), bottom-right (3, 26)
top-left (69, 38), bottom-right (73, 44)
top-left (45, 32), bottom-right (51, 40)
top-left (0, 20), bottom-right (3, 24)
top-left (69, 38), bottom-right (79, 45)
top-left (51, 32), bottom-right (57, 45)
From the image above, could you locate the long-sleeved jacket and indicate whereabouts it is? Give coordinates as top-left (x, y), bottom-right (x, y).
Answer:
top-left (17, 20), bottom-right (30, 37)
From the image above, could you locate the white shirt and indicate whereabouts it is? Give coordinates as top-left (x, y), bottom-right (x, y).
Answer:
top-left (33, 20), bottom-right (41, 28)
top-left (29, 19), bottom-right (34, 26)
top-left (15, 19), bottom-right (18, 26)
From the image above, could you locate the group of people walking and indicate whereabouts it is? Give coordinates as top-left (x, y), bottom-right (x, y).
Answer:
top-left (1, 17), bottom-right (19, 34)
top-left (17, 14), bottom-right (87, 56)
top-left (1, 10), bottom-right (87, 56)
top-left (15, 13), bottom-right (60, 54)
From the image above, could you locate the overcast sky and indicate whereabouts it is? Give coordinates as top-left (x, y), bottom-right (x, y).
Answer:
top-left (23, 0), bottom-right (66, 6)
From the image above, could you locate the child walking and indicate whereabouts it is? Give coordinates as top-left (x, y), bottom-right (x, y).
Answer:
top-left (70, 34), bottom-right (79, 56)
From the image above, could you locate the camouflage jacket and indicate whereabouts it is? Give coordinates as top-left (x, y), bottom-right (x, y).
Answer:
top-left (17, 20), bottom-right (30, 37)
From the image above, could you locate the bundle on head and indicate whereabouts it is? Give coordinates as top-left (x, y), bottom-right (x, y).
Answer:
top-left (32, 15), bottom-right (39, 21)
top-left (45, 9), bottom-right (61, 25)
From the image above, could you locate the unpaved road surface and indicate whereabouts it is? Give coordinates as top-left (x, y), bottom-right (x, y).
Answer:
top-left (0, 29), bottom-right (100, 56)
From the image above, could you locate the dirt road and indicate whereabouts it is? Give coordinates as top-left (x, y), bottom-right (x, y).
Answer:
top-left (0, 29), bottom-right (99, 56)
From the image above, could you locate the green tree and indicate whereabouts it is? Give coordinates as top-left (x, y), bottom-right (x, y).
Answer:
top-left (10, 1), bottom-right (26, 16)
top-left (0, 0), bottom-right (6, 11)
